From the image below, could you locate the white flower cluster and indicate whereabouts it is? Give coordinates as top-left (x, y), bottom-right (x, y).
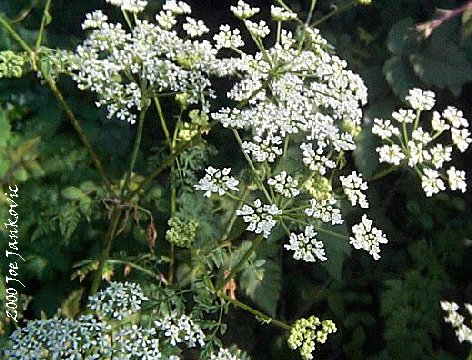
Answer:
top-left (284, 225), bottom-right (327, 262)
top-left (339, 171), bottom-right (369, 208)
top-left (349, 215), bottom-right (388, 260)
top-left (194, 166), bottom-right (239, 198)
top-left (155, 311), bottom-right (205, 348)
top-left (210, 347), bottom-right (242, 360)
top-left (305, 197), bottom-right (343, 226)
top-left (271, 6), bottom-right (297, 21)
top-left (373, 88), bottom-right (470, 197)
top-left (267, 171), bottom-right (300, 198)
top-left (440, 301), bottom-right (472, 344)
top-left (67, 0), bottom-right (230, 124)
top-left (236, 199), bottom-right (282, 238)
top-left (230, 1), bottom-right (260, 19)
top-left (88, 281), bottom-right (148, 320)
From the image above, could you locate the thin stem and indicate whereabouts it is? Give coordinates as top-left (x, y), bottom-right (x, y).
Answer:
top-left (305, 0), bottom-right (319, 25)
top-left (221, 186), bottom-right (251, 241)
top-left (0, 15), bottom-right (33, 53)
top-left (35, 0), bottom-right (52, 50)
top-left (219, 292), bottom-right (291, 331)
top-left (45, 77), bottom-right (114, 193)
top-left (368, 165), bottom-right (397, 181)
top-left (311, 1), bottom-right (357, 27)
top-left (153, 96), bottom-right (171, 144)
top-left (121, 101), bottom-right (148, 197)
top-left (90, 206), bottom-right (122, 294)
top-left (107, 259), bottom-right (162, 280)
top-left (216, 234), bottom-right (264, 291)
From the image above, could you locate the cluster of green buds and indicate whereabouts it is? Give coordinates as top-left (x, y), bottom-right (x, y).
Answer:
top-left (166, 216), bottom-right (199, 248)
top-left (0, 51), bottom-right (26, 78)
top-left (287, 316), bottom-right (337, 360)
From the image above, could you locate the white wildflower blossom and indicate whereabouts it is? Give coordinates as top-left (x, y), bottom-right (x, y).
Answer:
top-left (421, 168), bottom-right (446, 197)
top-left (349, 214), bottom-right (388, 260)
top-left (451, 127), bottom-right (472, 152)
top-left (155, 311), bottom-right (205, 348)
top-left (443, 106), bottom-right (469, 129)
top-left (88, 281), bottom-right (148, 320)
top-left (214, 25), bottom-right (244, 49)
top-left (300, 142), bottom-right (336, 175)
top-left (194, 166), bottom-right (239, 198)
top-left (431, 111), bottom-right (450, 132)
top-left (271, 6), bottom-right (297, 21)
top-left (284, 225), bottom-right (327, 262)
top-left (405, 88), bottom-right (435, 111)
top-left (429, 144), bottom-right (452, 169)
top-left (210, 348), bottom-right (241, 360)
top-left (376, 144), bottom-right (405, 165)
top-left (163, 0), bottom-right (191, 14)
top-left (407, 141), bottom-right (431, 167)
top-left (372, 118), bottom-right (400, 139)
top-left (183, 17), bottom-right (209, 38)
top-left (392, 108), bottom-right (415, 123)
top-left (441, 301), bottom-right (472, 344)
top-left (106, 0), bottom-right (147, 13)
top-left (244, 20), bottom-right (270, 38)
top-left (268, 171), bottom-right (300, 198)
top-left (412, 127), bottom-right (432, 145)
top-left (339, 171), bottom-right (369, 208)
top-left (231, 0), bottom-right (260, 19)
top-left (236, 199), bottom-right (281, 238)
top-left (155, 10), bottom-right (177, 29)
top-left (305, 197), bottom-right (343, 225)
top-left (82, 10), bottom-right (108, 30)
top-left (446, 166), bottom-right (467, 192)
top-left (242, 135), bottom-right (283, 162)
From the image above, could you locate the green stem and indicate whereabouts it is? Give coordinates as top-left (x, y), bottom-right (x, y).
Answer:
top-left (153, 96), bottom-right (171, 145)
top-left (0, 15), bottom-right (33, 53)
top-left (221, 186), bottom-right (251, 241)
top-left (311, 0), bottom-right (356, 27)
top-left (45, 77), bottom-right (114, 194)
top-left (216, 234), bottom-right (264, 291)
top-left (121, 100), bottom-right (148, 197)
top-left (305, 0), bottom-right (319, 25)
top-left (35, 0), bottom-right (52, 50)
top-left (91, 207), bottom-right (122, 294)
top-left (368, 165), bottom-right (397, 181)
top-left (107, 259), bottom-right (162, 280)
top-left (219, 292), bottom-right (291, 331)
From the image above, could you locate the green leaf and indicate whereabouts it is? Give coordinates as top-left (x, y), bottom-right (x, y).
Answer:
top-left (383, 56), bottom-right (420, 99)
top-left (387, 18), bottom-right (417, 56)
top-left (61, 186), bottom-right (85, 200)
top-left (353, 127), bottom-right (379, 179)
top-left (318, 224), bottom-right (351, 281)
top-left (462, 9), bottom-right (472, 40)
top-left (240, 259), bottom-right (281, 317)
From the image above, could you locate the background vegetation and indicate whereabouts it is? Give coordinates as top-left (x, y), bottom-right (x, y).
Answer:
top-left (0, 0), bottom-right (471, 359)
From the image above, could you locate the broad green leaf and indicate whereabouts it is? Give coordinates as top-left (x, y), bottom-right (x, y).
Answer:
top-left (61, 186), bottom-right (85, 200)
top-left (353, 127), bottom-right (379, 178)
top-left (383, 56), bottom-right (420, 99)
top-left (318, 224), bottom-right (351, 281)
top-left (387, 18), bottom-right (417, 56)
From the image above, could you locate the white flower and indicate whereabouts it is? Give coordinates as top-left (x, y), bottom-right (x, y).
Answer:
top-left (446, 166), bottom-right (467, 192)
top-left (300, 143), bottom-right (336, 175)
top-left (183, 17), bottom-right (209, 38)
top-left (236, 199), bottom-right (281, 238)
top-left (405, 88), bottom-right (435, 111)
top-left (339, 171), bottom-right (369, 208)
top-left (244, 20), bottom-right (270, 38)
top-left (242, 135), bottom-right (283, 162)
top-left (210, 348), bottom-right (241, 360)
top-left (411, 127), bottom-right (432, 145)
top-left (163, 0), bottom-right (191, 14)
top-left (270, 6), bottom-right (297, 21)
top-left (284, 226), bottom-right (327, 262)
top-left (268, 171), bottom-right (300, 198)
top-left (214, 25), bottom-right (244, 49)
top-left (155, 10), bottom-right (177, 29)
top-left (372, 118), bottom-right (400, 140)
top-left (82, 10), bottom-right (108, 30)
top-left (443, 106), bottom-right (468, 128)
top-left (431, 111), bottom-right (450, 132)
top-left (155, 311), bottom-right (205, 348)
top-left (421, 168), bottom-right (446, 197)
top-left (376, 144), bottom-right (405, 165)
top-left (230, 0), bottom-right (260, 19)
top-left (429, 144), bottom-right (452, 169)
top-left (195, 166), bottom-right (239, 198)
top-left (407, 141), bottom-right (431, 167)
top-left (305, 197), bottom-right (343, 225)
top-left (106, 0), bottom-right (147, 13)
top-left (349, 214), bottom-right (388, 260)
top-left (440, 301), bottom-right (459, 312)
top-left (441, 301), bottom-right (472, 344)
top-left (451, 127), bottom-right (472, 152)
top-left (392, 108), bottom-right (415, 123)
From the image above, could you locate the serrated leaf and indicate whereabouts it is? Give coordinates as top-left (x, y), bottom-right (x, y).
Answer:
top-left (383, 56), bottom-right (420, 99)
